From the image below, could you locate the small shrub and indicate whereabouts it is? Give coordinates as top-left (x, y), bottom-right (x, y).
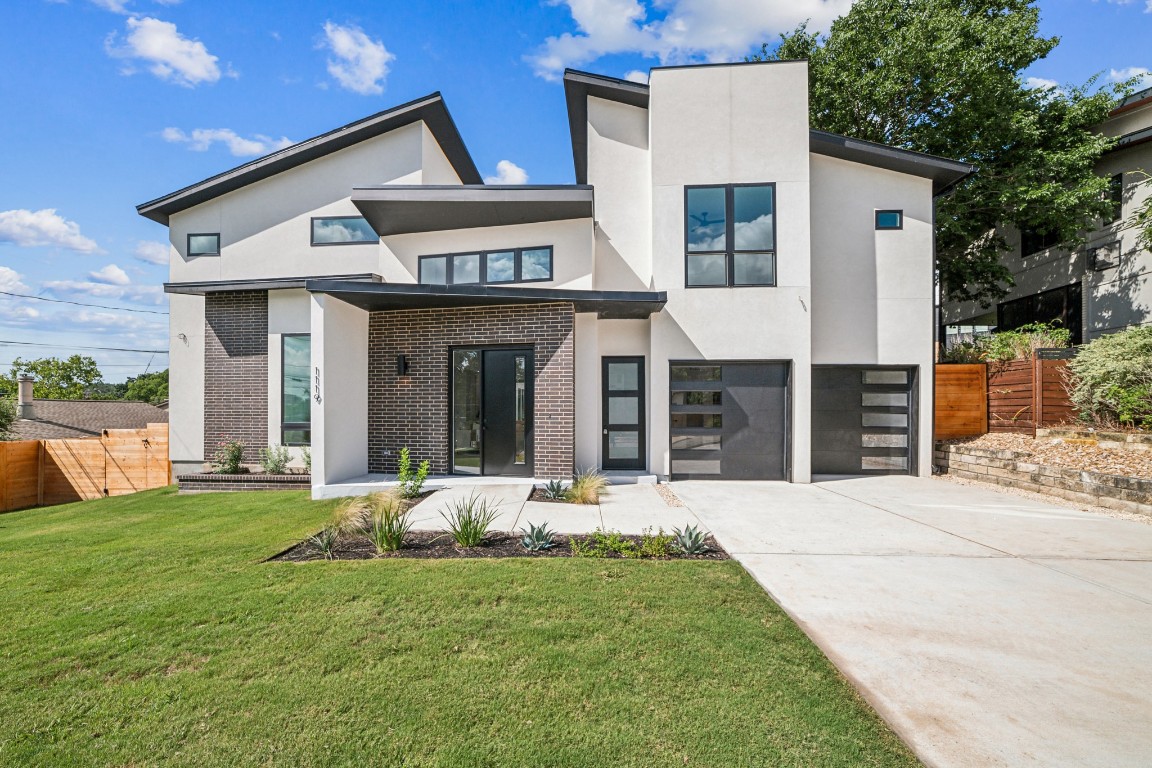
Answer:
top-left (439, 491), bottom-right (500, 548)
top-left (939, 340), bottom-right (985, 364)
top-left (212, 439), bottom-right (245, 474)
top-left (310, 526), bottom-right (339, 559)
top-left (571, 528), bottom-right (638, 558)
top-left (672, 524), bottom-right (710, 555)
top-left (542, 479), bottom-right (569, 500)
top-left (638, 527), bottom-right (674, 558)
top-left (520, 521), bottom-right (556, 551)
top-left (1068, 326), bottom-right (1152, 430)
top-left (397, 447), bottom-right (431, 499)
top-left (566, 468), bottom-right (607, 505)
top-left (982, 322), bottom-right (1072, 362)
top-left (258, 444), bottom-right (290, 474)
top-left (302, 447), bottom-right (312, 473)
top-left (367, 492), bottom-right (412, 553)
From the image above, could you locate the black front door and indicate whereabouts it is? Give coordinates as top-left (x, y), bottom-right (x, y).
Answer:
top-left (602, 357), bottom-right (645, 470)
top-left (452, 348), bottom-right (533, 476)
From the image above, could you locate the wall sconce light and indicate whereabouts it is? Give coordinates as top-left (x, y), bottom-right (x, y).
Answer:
top-left (396, 354), bottom-right (410, 376)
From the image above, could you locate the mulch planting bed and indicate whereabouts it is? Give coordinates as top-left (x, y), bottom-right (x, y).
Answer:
top-left (273, 530), bottom-right (729, 562)
top-left (527, 488), bottom-right (582, 503)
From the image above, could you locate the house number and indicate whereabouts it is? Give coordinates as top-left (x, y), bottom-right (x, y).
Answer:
top-left (314, 366), bottom-right (322, 404)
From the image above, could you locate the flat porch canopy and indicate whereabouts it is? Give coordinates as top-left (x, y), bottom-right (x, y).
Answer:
top-left (306, 279), bottom-right (666, 320)
top-left (350, 185), bottom-right (594, 235)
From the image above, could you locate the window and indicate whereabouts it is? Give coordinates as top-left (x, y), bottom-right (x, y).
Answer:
top-left (311, 216), bottom-right (377, 245)
top-left (685, 183), bottom-right (776, 287)
top-left (418, 246), bottom-right (553, 285)
top-left (875, 210), bottom-right (903, 230)
top-left (1020, 227), bottom-right (1059, 257)
top-left (997, 283), bottom-right (1082, 343)
top-left (1104, 173), bottom-right (1124, 225)
top-left (187, 233), bottom-right (220, 257)
top-left (282, 334), bottom-right (311, 446)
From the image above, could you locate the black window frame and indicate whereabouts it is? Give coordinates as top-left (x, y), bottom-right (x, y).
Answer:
top-left (684, 182), bottom-right (777, 288)
top-left (996, 282), bottom-right (1082, 344)
top-left (1019, 226), bottom-right (1060, 257)
top-left (418, 246), bottom-right (554, 285)
top-left (875, 210), bottom-right (904, 230)
top-left (281, 333), bottom-right (311, 447)
top-left (1104, 173), bottom-right (1124, 225)
top-left (187, 232), bottom-right (220, 258)
top-left (310, 216), bottom-right (378, 247)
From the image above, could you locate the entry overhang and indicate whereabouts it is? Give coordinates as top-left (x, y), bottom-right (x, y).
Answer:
top-left (351, 185), bottom-right (594, 236)
top-left (306, 280), bottom-right (665, 320)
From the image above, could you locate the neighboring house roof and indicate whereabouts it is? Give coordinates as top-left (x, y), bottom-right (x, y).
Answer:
top-left (136, 93), bottom-right (482, 225)
top-left (561, 68), bottom-right (976, 195)
top-left (11, 400), bottom-right (169, 441)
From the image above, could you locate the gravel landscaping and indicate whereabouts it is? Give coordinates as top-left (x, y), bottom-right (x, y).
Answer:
top-left (944, 433), bottom-right (1152, 478)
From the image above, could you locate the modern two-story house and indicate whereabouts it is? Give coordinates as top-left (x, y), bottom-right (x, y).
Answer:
top-left (138, 60), bottom-right (972, 494)
top-left (943, 85), bottom-right (1152, 344)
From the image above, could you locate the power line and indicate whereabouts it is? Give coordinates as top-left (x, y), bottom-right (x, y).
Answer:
top-left (0, 291), bottom-right (168, 315)
top-left (0, 340), bottom-right (168, 354)
top-left (1, 363), bottom-right (159, 368)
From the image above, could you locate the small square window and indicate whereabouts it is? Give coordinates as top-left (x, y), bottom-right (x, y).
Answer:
top-left (188, 233), bottom-right (220, 257)
top-left (875, 210), bottom-right (903, 230)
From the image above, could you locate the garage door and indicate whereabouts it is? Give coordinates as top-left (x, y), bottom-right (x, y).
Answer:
top-left (670, 362), bottom-right (789, 480)
top-left (812, 367), bottom-right (916, 475)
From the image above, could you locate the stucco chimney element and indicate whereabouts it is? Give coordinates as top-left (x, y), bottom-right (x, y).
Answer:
top-left (16, 374), bottom-right (35, 419)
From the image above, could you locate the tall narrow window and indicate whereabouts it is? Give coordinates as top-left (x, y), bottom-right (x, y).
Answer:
top-left (685, 184), bottom-right (775, 287)
top-left (282, 334), bottom-right (311, 446)
top-left (1104, 173), bottom-right (1124, 224)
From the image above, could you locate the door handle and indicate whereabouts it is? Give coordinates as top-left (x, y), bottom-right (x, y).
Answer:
top-left (603, 429), bottom-right (608, 434)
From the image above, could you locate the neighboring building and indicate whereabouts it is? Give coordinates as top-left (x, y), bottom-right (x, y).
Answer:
top-left (137, 61), bottom-right (971, 492)
top-left (943, 86), bottom-right (1152, 344)
top-left (10, 376), bottom-right (169, 440)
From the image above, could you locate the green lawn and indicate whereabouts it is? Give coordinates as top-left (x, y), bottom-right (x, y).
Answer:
top-left (0, 489), bottom-right (917, 767)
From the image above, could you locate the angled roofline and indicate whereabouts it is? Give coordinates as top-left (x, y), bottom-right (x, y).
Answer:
top-left (136, 93), bottom-right (482, 225)
top-left (562, 68), bottom-right (975, 194)
top-left (1112, 84), bottom-right (1152, 116)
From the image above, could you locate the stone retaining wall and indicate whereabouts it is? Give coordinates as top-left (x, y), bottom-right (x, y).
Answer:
top-left (935, 443), bottom-right (1152, 515)
top-left (177, 473), bottom-right (311, 493)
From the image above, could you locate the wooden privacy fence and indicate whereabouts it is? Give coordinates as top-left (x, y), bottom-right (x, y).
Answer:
top-left (0, 423), bottom-right (170, 513)
top-left (935, 363), bottom-right (988, 439)
top-left (987, 354), bottom-right (1075, 435)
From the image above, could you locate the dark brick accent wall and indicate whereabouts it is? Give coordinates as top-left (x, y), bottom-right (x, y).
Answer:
top-left (368, 303), bottom-right (575, 478)
top-left (204, 291), bottom-right (268, 463)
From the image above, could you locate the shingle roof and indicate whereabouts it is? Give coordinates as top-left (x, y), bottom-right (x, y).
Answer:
top-left (11, 400), bottom-right (169, 441)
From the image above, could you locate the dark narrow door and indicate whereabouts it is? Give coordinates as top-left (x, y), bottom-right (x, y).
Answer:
top-left (602, 357), bottom-right (645, 470)
top-left (481, 349), bottom-right (532, 476)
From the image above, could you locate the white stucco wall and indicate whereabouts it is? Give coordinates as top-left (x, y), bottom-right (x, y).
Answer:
top-left (310, 293), bottom-right (368, 490)
top-left (647, 61), bottom-right (814, 481)
top-left (168, 292), bottom-right (205, 472)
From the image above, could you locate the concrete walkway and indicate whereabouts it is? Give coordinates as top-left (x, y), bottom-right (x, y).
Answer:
top-left (674, 475), bottom-right (1152, 768)
top-left (405, 482), bottom-right (704, 535)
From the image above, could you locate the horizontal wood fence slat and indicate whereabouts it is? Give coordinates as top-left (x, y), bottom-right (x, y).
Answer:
top-left (1, 423), bottom-right (170, 512)
top-left (987, 358), bottom-right (1074, 436)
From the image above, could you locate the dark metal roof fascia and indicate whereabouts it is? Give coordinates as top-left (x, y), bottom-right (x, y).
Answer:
top-left (164, 273), bottom-right (381, 295)
top-left (137, 94), bottom-right (481, 225)
top-left (809, 130), bottom-right (977, 196)
top-left (563, 69), bottom-right (650, 185)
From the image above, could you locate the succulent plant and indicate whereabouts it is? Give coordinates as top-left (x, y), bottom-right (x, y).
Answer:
top-left (310, 526), bottom-right (339, 559)
top-left (542, 479), bottom-right (569, 500)
top-left (672, 524), bottom-right (710, 555)
top-left (520, 521), bottom-right (556, 551)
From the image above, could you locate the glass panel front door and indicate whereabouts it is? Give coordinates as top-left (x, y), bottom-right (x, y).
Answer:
top-left (452, 347), bottom-right (534, 477)
top-left (602, 357), bottom-right (645, 470)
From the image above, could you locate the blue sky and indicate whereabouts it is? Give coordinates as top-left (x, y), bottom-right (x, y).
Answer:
top-left (0, 0), bottom-right (1149, 382)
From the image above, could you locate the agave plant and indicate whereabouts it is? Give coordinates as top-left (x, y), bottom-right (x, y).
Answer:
top-left (542, 479), bottom-right (569, 500)
top-left (520, 521), bottom-right (556, 551)
top-left (309, 526), bottom-right (339, 559)
top-left (672, 524), bottom-right (710, 555)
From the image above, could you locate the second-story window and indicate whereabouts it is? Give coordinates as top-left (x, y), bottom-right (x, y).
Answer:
top-left (187, 233), bottom-right (220, 257)
top-left (685, 183), bottom-right (776, 287)
top-left (419, 247), bottom-right (553, 285)
top-left (1020, 226), bottom-right (1059, 257)
top-left (311, 216), bottom-right (377, 245)
top-left (1104, 173), bottom-right (1124, 225)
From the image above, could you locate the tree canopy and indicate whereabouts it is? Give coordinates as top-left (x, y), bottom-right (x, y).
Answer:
top-left (0, 356), bottom-right (168, 404)
top-left (751, 0), bottom-right (1130, 305)
top-left (124, 370), bottom-right (169, 405)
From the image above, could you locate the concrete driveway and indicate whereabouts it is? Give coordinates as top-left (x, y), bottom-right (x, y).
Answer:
top-left (674, 475), bottom-right (1152, 768)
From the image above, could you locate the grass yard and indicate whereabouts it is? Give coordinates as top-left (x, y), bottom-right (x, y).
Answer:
top-left (0, 488), bottom-right (917, 767)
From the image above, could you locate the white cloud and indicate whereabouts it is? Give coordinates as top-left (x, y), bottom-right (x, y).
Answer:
top-left (321, 21), bottom-right (394, 95)
top-left (526, 0), bottom-right (854, 80)
top-left (43, 279), bottom-right (165, 305)
top-left (0, 266), bottom-right (29, 292)
top-left (133, 240), bottom-right (169, 265)
top-left (106, 16), bottom-right (222, 87)
top-left (161, 127), bottom-right (294, 157)
top-left (89, 264), bottom-right (131, 286)
top-left (0, 209), bottom-right (101, 253)
top-left (484, 160), bottom-right (529, 185)
top-left (90, 0), bottom-right (131, 12)
top-left (1024, 76), bottom-right (1059, 90)
top-left (624, 69), bottom-right (649, 84)
top-left (1111, 67), bottom-right (1152, 89)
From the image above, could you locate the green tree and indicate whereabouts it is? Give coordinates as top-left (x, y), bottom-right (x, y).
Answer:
top-left (751, 0), bottom-right (1130, 305)
top-left (124, 369), bottom-right (169, 405)
top-left (0, 397), bottom-right (15, 440)
top-left (2, 356), bottom-right (104, 400)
